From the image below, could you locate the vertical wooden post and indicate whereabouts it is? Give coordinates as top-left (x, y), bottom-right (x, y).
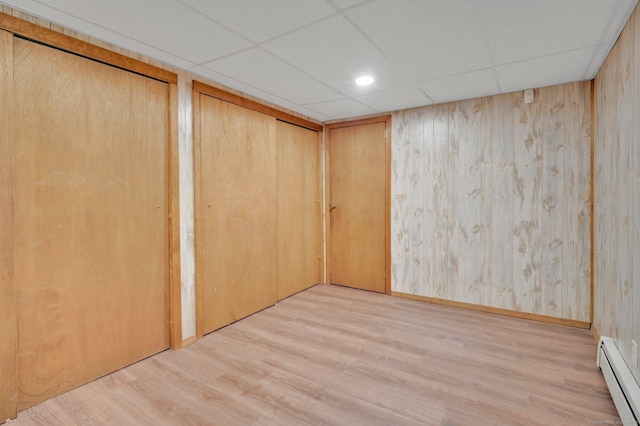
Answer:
top-left (0, 28), bottom-right (17, 421)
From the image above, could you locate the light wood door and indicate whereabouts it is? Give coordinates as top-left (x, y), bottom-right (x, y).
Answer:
top-left (197, 95), bottom-right (277, 335)
top-left (276, 121), bottom-right (322, 300)
top-left (329, 120), bottom-right (388, 293)
top-left (0, 29), bottom-right (17, 421)
top-left (13, 39), bottom-right (170, 410)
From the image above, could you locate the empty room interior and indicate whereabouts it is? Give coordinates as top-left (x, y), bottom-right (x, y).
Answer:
top-left (1, 0), bottom-right (640, 424)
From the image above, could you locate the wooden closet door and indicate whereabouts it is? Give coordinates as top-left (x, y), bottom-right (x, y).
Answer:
top-left (329, 120), bottom-right (388, 293)
top-left (14, 39), bottom-right (170, 410)
top-left (0, 29), bottom-right (16, 421)
top-left (276, 121), bottom-right (322, 300)
top-left (198, 96), bottom-right (277, 335)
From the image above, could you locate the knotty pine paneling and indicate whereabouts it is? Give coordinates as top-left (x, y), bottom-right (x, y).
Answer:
top-left (512, 86), bottom-right (545, 316)
top-left (489, 93), bottom-right (515, 310)
top-left (177, 74), bottom-right (196, 341)
top-left (594, 2), bottom-right (640, 383)
top-left (392, 82), bottom-right (592, 322)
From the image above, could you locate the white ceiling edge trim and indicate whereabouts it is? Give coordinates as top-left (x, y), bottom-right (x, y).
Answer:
top-left (583, 0), bottom-right (638, 79)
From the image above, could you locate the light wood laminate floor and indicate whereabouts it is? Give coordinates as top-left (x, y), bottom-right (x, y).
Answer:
top-left (11, 284), bottom-right (618, 425)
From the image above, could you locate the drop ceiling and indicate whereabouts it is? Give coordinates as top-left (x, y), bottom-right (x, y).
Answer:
top-left (1, 0), bottom-right (637, 122)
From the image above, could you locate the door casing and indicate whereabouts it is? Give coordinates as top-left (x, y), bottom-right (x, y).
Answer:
top-left (325, 116), bottom-right (391, 294)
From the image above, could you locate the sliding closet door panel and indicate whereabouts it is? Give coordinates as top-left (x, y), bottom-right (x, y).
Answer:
top-left (14, 39), bottom-right (170, 410)
top-left (199, 96), bottom-right (276, 334)
top-left (0, 29), bottom-right (16, 421)
top-left (276, 122), bottom-right (322, 300)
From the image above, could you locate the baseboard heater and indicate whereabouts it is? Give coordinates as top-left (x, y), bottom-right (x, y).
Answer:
top-left (596, 337), bottom-right (640, 425)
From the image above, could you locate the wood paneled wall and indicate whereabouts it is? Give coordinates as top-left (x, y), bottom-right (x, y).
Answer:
top-left (594, 2), bottom-right (640, 383)
top-left (392, 82), bottom-right (592, 323)
top-left (178, 74), bottom-right (196, 341)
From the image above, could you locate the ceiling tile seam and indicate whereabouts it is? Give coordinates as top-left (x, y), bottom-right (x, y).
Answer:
top-left (252, 8), bottom-right (400, 106)
top-left (13, 0), bottom-right (349, 114)
top-left (581, 0), bottom-right (638, 80)
top-left (244, 13), bottom-right (358, 104)
top-left (304, 97), bottom-right (378, 116)
top-left (335, 0), bottom-right (382, 13)
top-left (189, 65), bottom-right (301, 107)
top-left (257, 47), bottom-right (356, 103)
top-left (190, 62), bottom-right (369, 117)
top-left (171, 0), bottom-right (261, 64)
top-left (193, 44), bottom-right (261, 68)
top-left (173, 0), bottom-right (257, 45)
top-left (493, 44), bottom-right (600, 70)
top-left (250, 46), bottom-right (356, 102)
top-left (175, 0), bottom-right (343, 56)
top-left (290, 105), bottom-right (331, 121)
top-left (252, 10), bottom-right (339, 47)
top-left (24, 0), bottom-right (200, 67)
top-left (345, 96), bottom-right (380, 113)
top-left (197, 13), bottom-right (352, 93)
top-left (416, 66), bottom-right (495, 86)
top-left (415, 86), bottom-right (436, 106)
top-left (470, 0), bottom-right (502, 94)
top-left (331, 1), bottom-right (425, 98)
top-left (351, 83), bottom-right (433, 110)
top-left (491, 42), bottom-right (606, 69)
top-left (350, 82), bottom-right (428, 100)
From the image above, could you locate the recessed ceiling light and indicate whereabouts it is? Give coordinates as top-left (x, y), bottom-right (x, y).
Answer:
top-left (355, 75), bottom-right (374, 86)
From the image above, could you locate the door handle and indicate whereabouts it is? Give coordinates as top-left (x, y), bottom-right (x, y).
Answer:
top-left (330, 204), bottom-right (337, 211)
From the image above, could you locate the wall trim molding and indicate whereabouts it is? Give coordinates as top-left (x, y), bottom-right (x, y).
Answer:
top-left (391, 291), bottom-right (591, 329)
top-left (0, 12), bottom-right (177, 84)
top-left (325, 115), bottom-right (392, 295)
top-left (591, 324), bottom-right (601, 342)
top-left (181, 335), bottom-right (198, 348)
top-left (193, 80), bottom-right (322, 132)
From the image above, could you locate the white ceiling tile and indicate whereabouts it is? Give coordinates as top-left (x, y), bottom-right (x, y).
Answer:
top-left (346, 0), bottom-right (492, 82)
top-left (264, 15), bottom-right (410, 97)
top-left (178, 0), bottom-right (335, 42)
top-left (203, 48), bottom-right (343, 105)
top-left (0, 0), bottom-right (636, 120)
top-left (1, 0), bottom-right (198, 69)
top-left (479, 0), bottom-right (618, 65)
top-left (289, 105), bottom-right (331, 122)
top-left (20, 0), bottom-right (252, 64)
top-left (190, 66), bottom-right (296, 110)
top-left (305, 98), bottom-right (376, 120)
top-left (355, 85), bottom-right (432, 112)
top-left (496, 48), bottom-right (595, 94)
top-left (332, 0), bottom-right (371, 9)
top-left (419, 69), bottom-right (499, 104)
